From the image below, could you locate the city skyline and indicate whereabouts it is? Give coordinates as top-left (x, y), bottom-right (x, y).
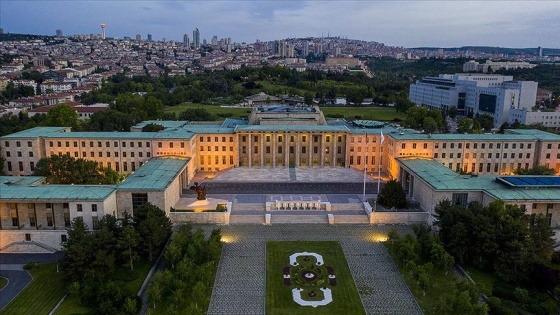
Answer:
top-left (2, 0), bottom-right (560, 48)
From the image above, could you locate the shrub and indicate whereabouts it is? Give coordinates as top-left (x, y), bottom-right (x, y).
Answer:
top-left (377, 179), bottom-right (407, 209)
top-left (486, 297), bottom-right (517, 315)
top-left (23, 262), bottom-right (38, 270)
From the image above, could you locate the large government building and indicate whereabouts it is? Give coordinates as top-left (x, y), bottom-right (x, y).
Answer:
top-left (2, 105), bottom-right (560, 251)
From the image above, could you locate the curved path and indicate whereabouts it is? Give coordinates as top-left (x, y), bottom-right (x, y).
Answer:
top-left (0, 252), bottom-right (63, 311)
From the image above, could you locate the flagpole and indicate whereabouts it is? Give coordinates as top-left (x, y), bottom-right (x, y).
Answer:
top-left (378, 130), bottom-right (383, 195)
top-left (363, 131), bottom-right (367, 202)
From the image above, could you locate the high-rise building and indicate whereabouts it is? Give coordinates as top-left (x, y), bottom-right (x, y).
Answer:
top-left (0, 28), bottom-right (4, 35)
top-left (100, 23), bottom-right (106, 40)
top-left (136, 34), bottom-right (142, 41)
top-left (147, 34), bottom-right (152, 41)
top-left (56, 29), bottom-right (63, 37)
top-left (538, 46), bottom-right (543, 57)
top-left (193, 28), bottom-right (200, 48)
top-left (183, 33), bottom-right (190, 48)
top-left (211, 35), bottom-right (218, 46)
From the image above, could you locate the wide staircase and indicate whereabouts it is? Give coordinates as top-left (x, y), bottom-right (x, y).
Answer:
top-left (229, 200), bottom-right (369, 224)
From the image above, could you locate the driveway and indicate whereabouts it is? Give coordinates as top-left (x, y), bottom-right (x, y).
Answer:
top-left (0, 252), bottom-right (64, 310)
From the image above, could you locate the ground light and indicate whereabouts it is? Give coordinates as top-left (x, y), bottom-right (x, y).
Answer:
top-left (368, 232), bottom-right (388, 243)
top-left (220, 235), bottom-right (236, 243)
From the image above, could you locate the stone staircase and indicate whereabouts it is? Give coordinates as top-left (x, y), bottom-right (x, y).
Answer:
top-left (330, 203), bottom-right (366, 211)
top-left (0, 241), bottom-right (58, 254)
top-left (271, 214), bottom-right (329, 224)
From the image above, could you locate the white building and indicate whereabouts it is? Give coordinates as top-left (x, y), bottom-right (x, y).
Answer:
top-left (463, 60), bottom-right (537, 73)
top-left (409, 74), bottom-right (538, 127)
top-left (40, 82), bottom-right (73, 94)
top-left (509, 109), bottom-right (560, 128)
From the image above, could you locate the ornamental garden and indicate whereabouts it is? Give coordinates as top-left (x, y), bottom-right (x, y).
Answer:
top-left (266, 241), bottom-right (365, 315)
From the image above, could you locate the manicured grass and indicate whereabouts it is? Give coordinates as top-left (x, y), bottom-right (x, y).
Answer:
top-left (164, 103), bottom-right (403, 122)
top-left (164, 103), bottom-right (251, 117)
top-left (266, 241), bottom-right (365, 315)
top-left (2, 263), bottom-right (66, 315)
top-left (0, 277), bottom-right (7, 291)
top-left (385, 243), bottom-right (458, 315)
top-left (463, 265), bottom-right (498, 296)
top-left (321, 106), bottom-right (404, 121)
top-left (53, 295), bottom-right (89, 315)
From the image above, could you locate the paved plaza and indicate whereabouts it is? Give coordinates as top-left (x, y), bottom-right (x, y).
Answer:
top-left (207, 167), bottom-right (375, 183)
top-left (205, 225), bottom-right (423, 315)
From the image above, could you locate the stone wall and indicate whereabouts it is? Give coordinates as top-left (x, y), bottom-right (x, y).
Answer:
top-left (169, 202), bottom-right (231, 224)
top-left (0, 230), bottom-right (67, 252)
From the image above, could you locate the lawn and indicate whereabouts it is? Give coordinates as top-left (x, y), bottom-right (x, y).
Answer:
top-left (164, 103), bottom-right (403, 122)
top-left (463, 265), bottom-right (498, 296)
top-left (0, 277), bottom-right (7, 291)
top-left (1, 263), bottom-right (66, 315)
top-left (266, 241), bottom-right (365, 315)
top-left (164, 103), bottom-right (251, 117)
top-left (321, 106), bottom-right (404, 121)
top-left (385, 243), bottom-right (458, 314)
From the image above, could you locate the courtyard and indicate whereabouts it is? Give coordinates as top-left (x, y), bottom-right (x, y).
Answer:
top-left (203, 224), bottom-right (422, 315)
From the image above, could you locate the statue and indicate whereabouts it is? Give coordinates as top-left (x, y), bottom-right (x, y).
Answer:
top-left (189, 182), bottom-right (207, 200)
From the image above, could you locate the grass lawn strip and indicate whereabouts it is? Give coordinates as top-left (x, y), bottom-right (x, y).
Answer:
top-left (0, 277), bottom-right (8, 291)
top-left (266, 241), bottom-right (365, 315)
top-left (1, 263), bottom-right (66, 315)
top-left (385, 243), bottom-right (457, 315)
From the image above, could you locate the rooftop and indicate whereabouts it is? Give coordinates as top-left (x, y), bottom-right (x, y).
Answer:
top-left (0, 176), bottom-right (116, 201)
top-left (398, 158), bottom-right (560, 201)
top-left (117, 157), bottom-right (190, 191)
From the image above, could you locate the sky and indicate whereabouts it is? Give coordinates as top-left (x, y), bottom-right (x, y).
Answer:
top-left (1, 0), bottom-right (559, 48)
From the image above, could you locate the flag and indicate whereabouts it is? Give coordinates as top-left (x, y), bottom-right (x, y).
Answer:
top-left (380, 130), bottom-right (384, 144)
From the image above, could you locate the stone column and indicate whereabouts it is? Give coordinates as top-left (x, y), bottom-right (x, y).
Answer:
top-left (320, 134), bottom-right (325, 166)
top-left (260, 132), bottom-right (264, 167)
top-left (296, 133), bottom-right (300, 166)
top-left (272, 132), bottom-right (276, 167)
top-left (308, 134), bottom-right (312, 166)
top-left (285, 133), bottom-right (289, 167)
top-left (248, 133), bottom-right (252, 167)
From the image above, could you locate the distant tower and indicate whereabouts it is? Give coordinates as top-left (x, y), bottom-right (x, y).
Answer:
top-left (147, 34), bottom-right (152, 41)
top-left (193, 28), bottom-right (200, 48)
top-left (538, 46), bottom-right (543, 57)
top-left (136, 34), bottom-right (141, 41)
top-left (56, 29), bottom-right (63, 37)
top-left (183, 33), bottom-right (190, 48)
top-left (100, 23), bottom-right (106, 40)
top-left (0, 28), bottom-right (4, 35)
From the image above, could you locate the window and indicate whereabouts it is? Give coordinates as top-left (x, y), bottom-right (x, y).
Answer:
top-left (91, 204), bottom-right (97, 212)
top-left (423, 143), bottom-right (428, 149)
top-left (158, 142), bottom-right (162, 148)
top-left (30, 162), bottom-right (35, 171)
top-left (123, 162), bottom-right (128, 172)
top-left (4, 141), bottom-right (9, 147)
top-left (46, 212), bottom-right (53, 227)
top-left (29, 209), bottom-right (36, 227)
top-left (278, 147), bottom-right (282, 154)
top-left (547, 144), bottom-right (552, 149)
top-left (169, 142), bottom-right (173, 148)
top-left (434, 153), bottom-right (438, 158)
top-left (266, 146), bottom-right (271, 154)
top-left (77, 204), bottom-right (83, 212)
top-left (146, 142), bottom-right (150, 147)
top-left (302, 147), bottom-right (306, 154)
top-left (92, 217), bottom-right (99, 230)
top-left (401, 143), bottom-right (406, 149)
top-left (18, 161), bottom-right (23, 172)
top-left (132, 193), bottom-right (148, 211)
top-left (139, 142), bottom-right (142, 148)
top-left (16, 141), bottom-right (21, 147)
top-left (412, 143), bottom-right (417, 149)
top-left (130, 141), bottom-right (134, 147)
top-left (450, 143), bottom-right (454, 149)
top-left (131, 162), bottom-right (136, 172)
top-left (181, 142), bottom-right (185, 148)
top-left (443, 143), bottom-right (447, 149)
top-left (17, 151), bottom-right (22, 157)
top-left (25, 233), bottom-right (31, 241)
top-left (314, 147), bottom-right (318, 154)
top-left (98, 141), bottom-right (102, 147)
top-left (466, 143), bottom-right (470, 149)
top-left (481, 143), bottom-right (485, 149)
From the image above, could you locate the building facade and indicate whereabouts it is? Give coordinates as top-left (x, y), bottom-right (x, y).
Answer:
top-left (409, 74), bottom-right (538, 127)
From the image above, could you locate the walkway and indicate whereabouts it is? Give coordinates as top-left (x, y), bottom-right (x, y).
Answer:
top-left (205, 225), bottom-right (422, 315)
top-left (0, 252), bottom-right (63, 310)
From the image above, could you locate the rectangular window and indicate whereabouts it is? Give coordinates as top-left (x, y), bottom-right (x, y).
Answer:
top-left (123, 162), bottom-right (128, 172)
top-left (169, 142), bottom-right (173, 148)
top-left (64, 212), bottom-right (71, 227)
top-left (132, 193), bottom-right (148, 211)
top-left (29, 209), bottom-right (36, 227)
top-left (452, 193), bottom-right (468, 207)
top-left (46, 212), bottom-right (53, 227)
top-left (92, 204), bottom-right (97, 212)
top-left (30, 161), bottom-right (35, 171)
top-left (92, 217), bottom-right (99, 230)
top-left (77, 204), bottom-right (83, 212)
top-left (158, 142), bottom-right (162, 148)
top-left (25, 233), bottom-right (31, 241)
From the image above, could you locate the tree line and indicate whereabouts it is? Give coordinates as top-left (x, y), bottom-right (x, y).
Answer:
top-left (61, 203), bottom-right (172, 314)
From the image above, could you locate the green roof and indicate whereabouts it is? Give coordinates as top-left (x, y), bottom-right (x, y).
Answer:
top-left (0, 127), bottom-right (69, 139)
top-left (398, 158), bottom-right (560, 201)
top-left (236, 125), bottom-right (350, 132)
top-left (0, 176), bottom-right (116, 201)
top-left (117, 157), bottom-right (190, 190)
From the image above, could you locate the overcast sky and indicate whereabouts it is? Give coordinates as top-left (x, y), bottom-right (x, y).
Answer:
top-left (2, 1), bottom-right (559, 48)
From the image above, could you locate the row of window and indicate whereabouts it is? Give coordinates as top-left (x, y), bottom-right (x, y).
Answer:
top-left (240, 135), bottom-right (342, 143)
top-left (5, 151), bottom-right (33, 158)
top-left (199, 155), bottom-right (235, 165)
top-left (51, 151), bottom-right (152, 159)
top-left (434, 152), bottom-right (534, 159)
top-left (46, 140), bottom-right (191, 149)
top-left (406, 142), bottom-right (537, 150)
top-left (199, 136), bottom-right (234, 142)
top-left (4, 141), bottom-right (33, 148)
top-left (200, 146), bottom-right (234, 152)
top-left (240, 145), bottom-right (343, 155)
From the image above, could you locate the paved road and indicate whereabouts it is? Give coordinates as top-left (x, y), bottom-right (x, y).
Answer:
top-left (189, 182), bottom-right (381, 194)
top-left (0, 252), bottom-right (63, 311)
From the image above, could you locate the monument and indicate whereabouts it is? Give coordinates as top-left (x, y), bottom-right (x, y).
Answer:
top-left (189, 182), bottom-right (207, 200)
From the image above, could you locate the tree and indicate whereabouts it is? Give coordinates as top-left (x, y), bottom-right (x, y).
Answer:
top-left (179, 107), bottom-right (213, 121)
top-left (142, 123), bottom-right (165, 132)
top-left (457, 118), bottom-right (473, 133)
top-left (377, 179), bottom-right (407, 209)
top-left (304, 92), bottom-right (314, 105)
top-left (514, 165), bottom-right (556, 175)
top-left (134, 203), bottom-right (172, 261)
top-left (119, 225), bottom-right (140, 270)
top-left (34, 154), bottom-right (121, 184)
top-left (43, 103), bottom-right (81, 130)
top-left (448, 106), bottom-right (458, 119)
